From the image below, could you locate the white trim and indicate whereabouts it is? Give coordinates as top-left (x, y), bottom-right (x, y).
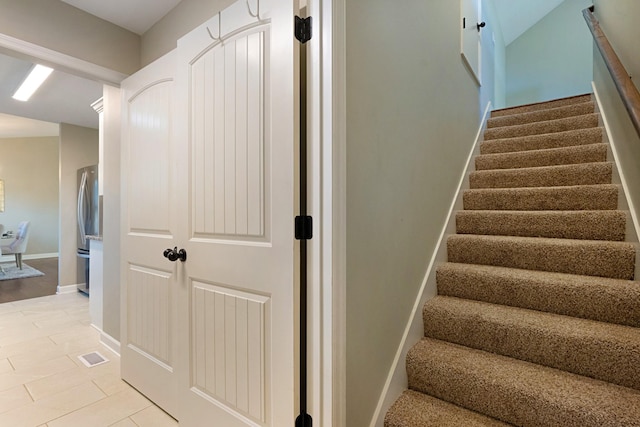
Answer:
top-left (592, 82), bottom-right (640, 275)
top-left (307, 0), bottom-right (333, 425)
top-left (0, 252), bottom-right (59, 263)
top-left (57, 284), bottom-right (79, 294)
top-left (92, 324), bottom-right (122, 357)
top-left (100, 329), bottom-right (122, 357)
top-left (0, 32), bottom-right (128, 86)
top-left (369, 102), bottom-right (493, 427)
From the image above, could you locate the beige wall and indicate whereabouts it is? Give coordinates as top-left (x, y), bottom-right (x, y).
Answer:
top-left (141, 0), bottom-right (234, 67)
top-left (0, 136), bottom-right (59, 256)
top-left (0, 0), bottom-right (140, 75)
top-left (59, 124), bottom-right (98, 287)
top-left (345, 1), bottom-right (480, 425)
top-left (593, 0), bottom-right (640, 93)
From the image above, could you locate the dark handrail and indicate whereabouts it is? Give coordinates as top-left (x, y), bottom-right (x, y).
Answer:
top-left (583, 6), bottom-right (640, 138)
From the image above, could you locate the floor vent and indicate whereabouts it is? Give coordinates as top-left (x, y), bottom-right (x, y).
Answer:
top-left (78, 351), bottom-right (109, 368)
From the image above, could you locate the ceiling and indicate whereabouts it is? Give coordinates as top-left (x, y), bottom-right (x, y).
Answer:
top-left (493, 0), bottom-right (566, 46)
top-left (0, 0), bottom-right (180, 139)
top-left (0, 0), bottom-right (566, 139)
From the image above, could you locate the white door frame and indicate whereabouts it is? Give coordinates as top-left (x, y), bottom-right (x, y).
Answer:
top-left (307, 0), bottom-right (347, 425)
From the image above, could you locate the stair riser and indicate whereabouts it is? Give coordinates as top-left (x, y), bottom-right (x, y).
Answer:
top-left (469, 163), bottom-right (612, 189)
top-left (422, 298), bottom-right (640, 390)
top-left (463, 186), bottom-right (619, 211)
top-left (407, 339), bottom-right (640, 427)
top-left (487, 102), bottom-right (595, 129)
top-left (447, 235), bottom-right (635, 279)
top-left (480, 128), bottom-right (604, 155)
top-left (484, 114), bottom-right (599, 141)
top-left (475, 144), bottom-right (608, 170)
top-left (491, 94), bottom-right (592, 118)
top-left (455, 211), bottom-right (626, 241)
top-left (436, 264), bottom-right (640, 327)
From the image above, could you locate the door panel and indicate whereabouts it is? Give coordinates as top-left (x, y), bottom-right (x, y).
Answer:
top-left (120, 51), bottom-right (179, 417)
top-left (191, 282), bottom-right (269, 422)
top-left (175, 0), bottom-right (298, 425)
top-left (190, 29), bottom-right (267, 239)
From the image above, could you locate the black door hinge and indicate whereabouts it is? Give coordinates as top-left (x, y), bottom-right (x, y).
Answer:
top-left (295, 16), bottom-right (312, 44)
top-left (295, 216), bottom-right (313, 240)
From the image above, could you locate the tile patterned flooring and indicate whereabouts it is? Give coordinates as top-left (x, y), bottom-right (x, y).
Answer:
top-left (0, 292), bottom-right (178, 426)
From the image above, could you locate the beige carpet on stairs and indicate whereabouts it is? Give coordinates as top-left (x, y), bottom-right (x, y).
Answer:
top-left (385, 93), bottom-right (640, 427)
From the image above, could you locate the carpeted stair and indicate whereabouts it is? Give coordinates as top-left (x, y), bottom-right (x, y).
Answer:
top-left (385, 94), bottom-right (640, 426)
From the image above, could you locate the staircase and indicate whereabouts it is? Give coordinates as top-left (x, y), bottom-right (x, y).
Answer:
top-left (385, 94), bottom-right (640, 427)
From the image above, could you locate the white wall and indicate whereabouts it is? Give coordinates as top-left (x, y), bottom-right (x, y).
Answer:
top-left (0, 136), bottom-right (59, 256)
top-left (482, 0), bottom-right (506, 109)
top-left (506, 0), bottom-right (593, 106)
top-left (58, 124), bottom-right (98, 287)
top-left (345, 1), bottom-right (480, 425)
top-left (0, 0), bottom-right (140, 75)
top-left (593, 0), bottom-right (640, 93)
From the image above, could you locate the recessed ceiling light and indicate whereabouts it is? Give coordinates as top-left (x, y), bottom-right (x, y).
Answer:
top-left (12, 64), bottom-right (54, 102)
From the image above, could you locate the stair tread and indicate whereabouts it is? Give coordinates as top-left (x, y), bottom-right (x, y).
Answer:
top-left (484, 113), bottom-right (599, 140)
top-left (407, 338), bottom-right (640, 427)
top-left (475, 143), bottom-right (608, 170)
top-left (463, 184), bottom-right (619, 211)
top-left (469, 162), bottom-right (612, 189)
top-left (491, 94), bottom-right (592, 118)
top-left (455, 209), bottom-right (626, 240)
top-left (437, 262), bottom-right (640, 327)
top-left (423, 295), bottom-right (640, 390)
top-left (385, 390), bottom-right (511, 427)
top-left (447, 234), bottom-right (636, 279)
top-left (480, 127), bottom-right (604, 154)
top-left (487, 101), bottom-right (595, 129)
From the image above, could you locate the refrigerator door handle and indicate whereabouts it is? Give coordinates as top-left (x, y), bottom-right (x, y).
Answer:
top-left (77, 170), bottom-right (88, 246)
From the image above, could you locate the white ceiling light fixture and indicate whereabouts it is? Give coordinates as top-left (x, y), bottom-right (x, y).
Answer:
top-left (12, 64), bottom-right (54, 102)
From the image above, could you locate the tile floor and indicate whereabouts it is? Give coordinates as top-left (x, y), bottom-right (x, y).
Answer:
top-left (0, 292), bottom-right (178, 427)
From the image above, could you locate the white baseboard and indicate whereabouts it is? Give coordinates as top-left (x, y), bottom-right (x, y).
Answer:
top-left (91, 324), bottom-right (121, 357)
top-left (57, 284), bottom-right (79, 294)
top-left (100, 331), bottom-right (121, 357)
top-left (0, 252), bottom-right (59, 263)
top-left (369, 101), bottom-right (493, 427)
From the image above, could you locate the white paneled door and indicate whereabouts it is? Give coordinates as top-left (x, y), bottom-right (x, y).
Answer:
top-left (120, 50), bottom-right (180, 418)
top-left (121, 0), bottom-right (299, 426)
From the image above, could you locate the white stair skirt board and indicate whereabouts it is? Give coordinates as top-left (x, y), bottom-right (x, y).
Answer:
top-left (78, 351), bottom-right (109, 368)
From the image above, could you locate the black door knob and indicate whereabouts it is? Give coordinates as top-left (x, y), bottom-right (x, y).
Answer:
top-left (477, 21), bottom-right (486, 31)
top-left (163, 247), bottom-right (187, 262)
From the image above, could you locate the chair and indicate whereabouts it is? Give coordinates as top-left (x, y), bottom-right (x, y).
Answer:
top-left (1, 221), bottom-right (30, 270)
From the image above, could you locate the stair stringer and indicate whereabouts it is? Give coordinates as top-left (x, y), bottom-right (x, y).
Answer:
top-left (593, 83), bottom-right (640, 278)
top-left (369, 102), bottom-right (493, 427)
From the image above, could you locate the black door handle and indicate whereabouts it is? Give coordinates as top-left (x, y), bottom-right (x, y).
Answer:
top-left (163, 247), bottom-right (187, 262)
top-left (477, 21), bottom-right (486, 31)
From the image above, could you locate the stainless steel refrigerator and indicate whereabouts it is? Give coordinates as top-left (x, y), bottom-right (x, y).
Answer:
top-left (77, 165), bottom-right (99, 295)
